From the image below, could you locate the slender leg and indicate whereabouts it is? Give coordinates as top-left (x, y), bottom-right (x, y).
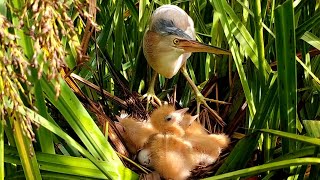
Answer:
top-left (180, 65), bottom-right (226, 126)
top-left (141, 71), bottom-right (162, 109)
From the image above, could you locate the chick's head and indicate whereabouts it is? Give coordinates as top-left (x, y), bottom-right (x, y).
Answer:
top-left (150, 105), bottom-right (188, 133)
top-left (179, 113), bottom-right (198, 130)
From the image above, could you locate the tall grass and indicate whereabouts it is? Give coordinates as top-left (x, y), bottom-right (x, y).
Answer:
top-left (1, 0), bottom-right (320, 179)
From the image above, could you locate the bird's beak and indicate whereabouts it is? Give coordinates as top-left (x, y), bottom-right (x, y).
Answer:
top-left (177, 39), bottom-right (231, 55)
top-left (174, 108), bottom-right (189, 116)
top-left (174, 108), bottom-right (189, 124)
top-left (188, 114), bottom-right (199, 124)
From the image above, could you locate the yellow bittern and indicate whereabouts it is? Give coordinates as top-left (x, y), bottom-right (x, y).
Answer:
top-left (142, 5), bottom-right (230, 125)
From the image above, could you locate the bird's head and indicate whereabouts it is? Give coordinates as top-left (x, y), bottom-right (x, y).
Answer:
top-left (150, 105), bottom-right (189, 131)
top-left (147, 18), bottom-right (231, 54)
top-left (179, 113), bottom-right (199, 130)
top-left (151, 18), bottom-right (230, 54)
top-left (143, 5), bottom-right (230, 78)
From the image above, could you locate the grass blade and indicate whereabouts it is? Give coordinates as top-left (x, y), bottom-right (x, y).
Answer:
top-left (274, 0), bottom-right (297, 153)
top-left (252, 0), bottom-right (267, 84)
top-left (300, 31), bottom-right (320, 50)
top-left (296, 56), bottom-right (320, 85)
top-left (259, 129), bottom-right (320, 146)
top-left (114, 0), bottom-right (124, 70)
top-left (34, 81), bottom-right (55, 154)
top-left (4, 145), bottom-right (139, 179)
top-left (205, 157), bottom-right (320, 180)
top-left (10, 116), bottom-right (42, 180)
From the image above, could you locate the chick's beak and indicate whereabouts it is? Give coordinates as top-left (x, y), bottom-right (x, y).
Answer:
top-left (172, 108), bottom-right (189, 123)
top-left (189, 114), bottom-right (199, 124)
top-left (176, 39), bottom-right (231, 55)
top-left (175, 108), bottom-right (189, 115)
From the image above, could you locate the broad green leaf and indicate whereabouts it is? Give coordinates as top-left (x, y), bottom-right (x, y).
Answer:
top-left (274, 0), bottom-right (297, 153)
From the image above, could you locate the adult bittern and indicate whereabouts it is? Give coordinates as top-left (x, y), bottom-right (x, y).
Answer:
top-left (142, 5), bottom-right (230, 125)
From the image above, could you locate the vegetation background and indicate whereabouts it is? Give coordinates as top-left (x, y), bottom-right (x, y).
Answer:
top-left (1, 0), bottom-right (320, 179)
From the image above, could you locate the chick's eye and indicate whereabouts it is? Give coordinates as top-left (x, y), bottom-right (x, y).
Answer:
top-left (164, 115), bottom-right (173, 121)
top-left (173, 38), bottom-right (179, 45)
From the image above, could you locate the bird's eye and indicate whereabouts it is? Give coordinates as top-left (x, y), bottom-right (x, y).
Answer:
top-left (164, 115), bottom-right (173, 121)
top-left (173, 38), bottom-right (180, 45)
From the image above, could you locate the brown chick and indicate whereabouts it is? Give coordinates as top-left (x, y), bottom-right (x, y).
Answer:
top-left (187, 133), bottom-right (230, 166)
top-left (150, 105), bottom-right (189, 136)
top-left (117, 116), bottom-right (158, 153)
top-left (180, 114), bottom-right (208, 136)
top-left (180, 114), bottom-right (230, 166)
top-left (146, 134), bottom-right (196, 180)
